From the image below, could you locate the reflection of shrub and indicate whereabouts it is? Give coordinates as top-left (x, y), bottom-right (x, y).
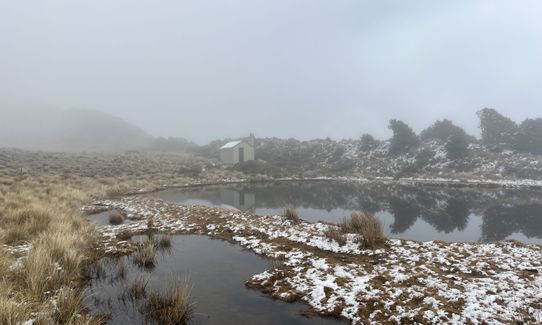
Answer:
top-left (177, 164), bottom-right (202, 177)
top-left (156, 234), bottom-right (172, 248)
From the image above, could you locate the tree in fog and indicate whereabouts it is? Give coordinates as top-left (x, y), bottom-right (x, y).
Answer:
top-left (359, 133), bottom-right (379, 151)
top-left (445, 130), bottom-right (469, 159)
top-left (388, 119), bottom-right (419, 155)
top-left (477, 108), bottom-right (518, 148)
top-left (517, 118), bottom-right (542, 155)
top-left (421, 119), bottom-right (474, 142)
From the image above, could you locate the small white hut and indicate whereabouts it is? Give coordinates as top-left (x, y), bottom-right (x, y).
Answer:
top-left (219, 136), bottom-right (255, 166)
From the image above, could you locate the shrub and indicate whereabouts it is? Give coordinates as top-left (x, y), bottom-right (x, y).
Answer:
top-left (421, 119), bottom-right (472, 142)
top-left (517, 118), bottom-right (542, 155)
top-left (446, 130), bottom-right (469, 159)
top-left (359, 134), bottom-right (379, 152)
top-left (477, 108), bottom-right (518, 148)
top-left (177, 164), bottom-right (202, 177)
top-left (233, 160), bottom-right (281, 176)
top-left (388, 119), bottom-right (419, 155)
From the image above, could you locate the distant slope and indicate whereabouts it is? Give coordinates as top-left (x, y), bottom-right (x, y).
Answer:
top-left (0, 108), bottom-right (154, 152)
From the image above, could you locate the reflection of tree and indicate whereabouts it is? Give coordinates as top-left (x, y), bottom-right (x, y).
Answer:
top-left (158, 181), bottom-right (542, 241)
top-left (388, 197), bottom-right (420, 233)
top-left (421, 197), bottom-right (470, 233)
top-left (481, 204), bottom-right (542, 242)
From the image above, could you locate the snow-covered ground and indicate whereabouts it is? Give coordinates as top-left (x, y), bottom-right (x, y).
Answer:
top-left (87, 197), bottom-right (542, 324)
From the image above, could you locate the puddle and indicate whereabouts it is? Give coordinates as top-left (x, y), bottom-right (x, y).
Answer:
top-left (84, 235), bottom-right (345, 325)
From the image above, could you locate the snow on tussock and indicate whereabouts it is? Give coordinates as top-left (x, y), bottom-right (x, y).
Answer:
top-left (90, 197), bottom-right (542, 324)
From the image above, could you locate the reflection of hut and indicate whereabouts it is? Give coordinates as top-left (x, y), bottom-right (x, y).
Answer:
top-left (220, 189), bottom-right (256, 211)
top-left (219, 135), bottom-right (255, 166)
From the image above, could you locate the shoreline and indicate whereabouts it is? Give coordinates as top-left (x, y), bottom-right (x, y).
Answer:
top-left (123, 175), bottom-right (542, 197)
top-left (86, 196), bottom-right (542, 324)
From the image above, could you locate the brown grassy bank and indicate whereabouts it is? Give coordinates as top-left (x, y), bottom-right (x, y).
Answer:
top-left (0, 149), bottom-right (239, 323)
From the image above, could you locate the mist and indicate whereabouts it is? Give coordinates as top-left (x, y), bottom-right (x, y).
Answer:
top-left (2, 0), bottom-right (542, 145)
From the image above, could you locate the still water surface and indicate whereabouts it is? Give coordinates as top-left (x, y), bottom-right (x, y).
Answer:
top-left (145, 181), bottom-right (542, 244)
top-left (85, 235), bottom-right (345, 325)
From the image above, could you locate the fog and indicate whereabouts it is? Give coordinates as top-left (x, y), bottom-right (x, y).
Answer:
top-left (1, 0), bottom-right (542, 144)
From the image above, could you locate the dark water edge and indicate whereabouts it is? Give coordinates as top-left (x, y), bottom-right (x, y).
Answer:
top-left (84, 235), bottom-right (346, 325)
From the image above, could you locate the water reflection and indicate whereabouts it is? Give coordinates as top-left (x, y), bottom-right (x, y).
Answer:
top-left (84, 235), bottom-right (344, 325)
top-left (145, 182), bottom-right (542, 244)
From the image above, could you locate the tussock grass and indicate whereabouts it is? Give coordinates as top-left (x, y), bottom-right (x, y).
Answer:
top-left (0, 150), bottom-right (226, 322)
top-left (0, 281), bottom-right (30, 325)
top-left (0, 208), bottom-right (51, 244)
top-left (108, 210), bottom-right (124, 225)
top-left (144, 280), bottom-right (193, 325)
top-left (340, 212), bottom-right (386, 249)
top-left (116, 230), bottom-right (132, 241)
top-left (283, 205), bottom-right (300, 224)
top-left (134, 240), bottom-right (156, 269)
top-left (125, 275), bottom-right (149, 300)
top-left (325, 212), bottom-right (386, 248)
top-left (323, 227), bottom-right (346, 246)
top-left (52, 287), bottom-right (84, 324)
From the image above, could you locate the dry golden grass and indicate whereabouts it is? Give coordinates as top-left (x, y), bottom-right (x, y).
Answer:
top-left (324, 227), bottom-right (347, 246)
top-left (0, 281), bottom-right (30, 325)
top-left (134, 240), bottom-right (156, 269)
top-left (283, 205), bottom-right (300, 224)
top-left (339, 212), bottom-right (386, 249)
top-left (144, 279), bottom-right (193, 325)
top-left (0, 149), bottom-right (231, 323)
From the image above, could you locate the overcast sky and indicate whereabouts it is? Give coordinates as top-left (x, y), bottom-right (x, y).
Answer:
top-left (2, 1), bottom-right (542, 144)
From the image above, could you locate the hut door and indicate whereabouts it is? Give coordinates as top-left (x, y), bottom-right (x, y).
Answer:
top-left (238, 147), bottom-right (245, 162)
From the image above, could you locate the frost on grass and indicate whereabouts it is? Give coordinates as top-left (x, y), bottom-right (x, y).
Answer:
top-left (88, 197), bottom-right (542, 324)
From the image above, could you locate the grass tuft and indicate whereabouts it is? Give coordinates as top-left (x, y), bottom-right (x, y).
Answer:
top-left (134, 240), bottom-right (155, 269)
top-left (144, 279), bottom-right (193, 325)
top-left (324, 227), bottom-right (347, 246)
top-left (124, 275), bottom-right (149, 300)
top-left (52, 287), bottom-right (84, 324)
top-left (283, 205), bottom-right (300, 224)
top-left (339, 212), bottom-right (386, 249)
top-left (108, 210), bottom-right (124, 225)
